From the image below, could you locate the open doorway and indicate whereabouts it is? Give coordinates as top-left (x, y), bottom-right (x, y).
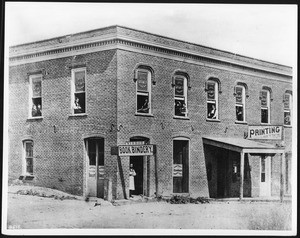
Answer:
top-left (129, 156), bottom-right (144, 195)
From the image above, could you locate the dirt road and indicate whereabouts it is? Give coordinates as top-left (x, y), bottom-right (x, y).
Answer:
top-left (6, 193), bottom-right (292, 230)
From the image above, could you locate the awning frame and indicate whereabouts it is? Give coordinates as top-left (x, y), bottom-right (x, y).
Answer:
top-left (202, 137), bottom-right (286, 202)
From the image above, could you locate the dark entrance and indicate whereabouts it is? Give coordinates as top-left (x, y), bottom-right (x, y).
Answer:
top-left (217, 155), bottom-right (227, 197)
top-left (129, 156), bottom-right (144, 195)
top-left (173, 140), bottom-right (189, 193)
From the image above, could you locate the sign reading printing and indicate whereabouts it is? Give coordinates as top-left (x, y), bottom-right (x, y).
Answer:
top-left (248, 125), bottom-right (283, 140)
top-left (118, 144), bottom-right (154, 156)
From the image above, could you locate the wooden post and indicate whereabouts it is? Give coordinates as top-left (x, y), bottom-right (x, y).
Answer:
top-left (154, 146), bottom-right (158, 198)
top-left (239, 151), bottom-right (245, 200)
top-left (280, 153), bottom-right (285, 202)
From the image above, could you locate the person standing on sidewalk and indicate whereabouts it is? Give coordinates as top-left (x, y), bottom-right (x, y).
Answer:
top-left (129, 164), bottom-right (136, 198)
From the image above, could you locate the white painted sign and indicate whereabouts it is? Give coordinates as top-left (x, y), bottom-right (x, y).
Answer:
top-left (173, 164), bottom-right (183, 177)
top-left (125, 141), bottom-right (145, 145)
top-left (248, 125), bottom-right (283, 140)
top-left (118, 144), bottom-right (154, 156)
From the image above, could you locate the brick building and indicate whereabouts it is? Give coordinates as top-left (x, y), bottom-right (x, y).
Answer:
top-left (8, 25), bottom-right (293, 200)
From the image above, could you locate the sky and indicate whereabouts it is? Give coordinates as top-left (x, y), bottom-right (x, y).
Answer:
top-left (5, 3), bottom-right (297, 66)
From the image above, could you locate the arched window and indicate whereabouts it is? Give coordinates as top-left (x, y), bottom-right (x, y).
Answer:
top-left (29, 74), bottom-right (42, 118)
top-left (283, 91), bottom-right (292, 126)
top-left (71, 67), bottom-right (86, 114)
top-left (135, 68), bottom-right (151, 114)
top-left (206, 79), bottom-right (220, 120)
top-left (174, 75), bottom-right (188, 117)
top-left (234, 85), bottom-right (246, 122)
top-left (260, 87), bottom-right (271, 124)
top-left (23, 140), bottom-right (34, 175)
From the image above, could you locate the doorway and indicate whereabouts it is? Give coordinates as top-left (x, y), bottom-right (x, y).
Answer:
top-left (260, 156), bottom-right (271, 197)
top-left (85, 137), bottom-right (104, 198)
top-left (129, 156), bottom-right (144, 195)
top-left (173, 139), bottom-right (189, 193)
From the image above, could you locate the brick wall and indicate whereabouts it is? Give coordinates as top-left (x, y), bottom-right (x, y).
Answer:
top-left (9, 49), bottom-right (118, 196)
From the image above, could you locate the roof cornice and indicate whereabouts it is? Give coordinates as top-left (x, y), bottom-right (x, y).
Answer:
top-left (9, 26), bottom-right (292, 81)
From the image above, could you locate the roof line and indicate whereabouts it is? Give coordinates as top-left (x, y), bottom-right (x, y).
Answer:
top-left (116, 25), bottom-right (292, 68)
top-left (10, 24), bottom-right (292, 69)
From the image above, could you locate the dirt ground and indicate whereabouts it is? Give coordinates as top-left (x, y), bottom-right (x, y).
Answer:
top-left (5, 185), bottom-right (293, 232)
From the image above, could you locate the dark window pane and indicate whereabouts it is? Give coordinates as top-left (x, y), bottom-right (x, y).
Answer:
top-left (75, 71), bottom-right (85, 92)
top-left (25, 142), bottom-right (33, 157)
top-left (236, 105), bottom-right (244, 121)
top-left (207, 82), bottom-right (215, 100)
top-left (89, 140), bottom-right (96, 166)
top-left (207, 102), bottom-right (217, 119)
top-left (261, 173), bottom-right (265, 182)
top-left (137, 94), bottom-right (149, 113)
top-left (26, 158), bottom-right (33, 175)
top-left (235, 86), bottom-right (243, 103)
top-left (283, 94), bottom-right (290, 109)
top-left (98, 139), bottom-right (104, 166)
top-left (32, 98), bottom-right (42, 117)
top-left (284, 111), bottom-right (291, 125)
top-left (261, 108), bottom-right (268, 123)
top-left (32, 78), bottom-right (41, 97)
top-left (74, 93), bottom-right (85, 114)
top-left (137, 71), bottom-right (148, 92)
top-left (175, 78), bottom-right (184, 96)
top-left (174, 99), bottom-right (186, 116)
top-left (261, 91), bottom-right (268, 107)
top-left (261, 157), bottom-right (265, 172)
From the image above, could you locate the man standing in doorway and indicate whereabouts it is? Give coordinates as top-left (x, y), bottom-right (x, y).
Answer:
top-left (129, 164), bottom-right (136, 198)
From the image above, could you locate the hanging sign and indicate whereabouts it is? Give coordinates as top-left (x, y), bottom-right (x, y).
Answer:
top-left (248, 125), bottom-right (283, 140)
top-left (118, 144), bottom-right (155, 156)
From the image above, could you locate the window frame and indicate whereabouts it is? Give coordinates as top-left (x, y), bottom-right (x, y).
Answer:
top-left (283, 92), bottom-right (292, 126)
top-left (135, 68), bottom-right (152, 115)
top-left (260, 89), bottom-right (270, 124)
top-left (174, 75), bottom-right (188, 118)
top-left (206, 80), bottom-right (219, 120)
top-left (29, 74), bottom-right (43, 118)
top-left (71, 67), bottom-right (87, 115)
top-left (23, 140), bottom-right (34, 176)
top-left (235, 85), bottom-right (246, 122)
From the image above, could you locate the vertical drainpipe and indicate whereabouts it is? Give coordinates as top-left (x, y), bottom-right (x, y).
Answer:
top-left (280, 152), bottom-right (286, 202)
top-left (239, 150), bottom-right (245, 201)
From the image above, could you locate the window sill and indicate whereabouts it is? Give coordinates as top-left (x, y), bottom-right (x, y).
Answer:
top-left (206, 118), bottom-right (220, 122)
top-left (284, 125), bottom-right (292, 128)
top-left (235, 121), bottom-right (248, 125)
top-left (260, 122), bottom-right (271, 125)
top-left (173, 116), bottom-right (190, 120)
top-left (27, 116), bottom-right (43, 121)
top-left (69, 113), bottom-right (88, 118)
top-left (135, 113), bottom-right (154, 117)
top-left (19, 175), bottom-right (35, 181)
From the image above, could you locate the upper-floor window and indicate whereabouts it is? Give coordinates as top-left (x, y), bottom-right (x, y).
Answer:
top-left (174, 76), bottom-right (188, 117)
top-left (235, 85), bottom-right (246, 122)
top-left (260, 89), bottom-right (270, 124)
top-left (283, 92), bottom-right (292, 126)
top-left (206, 80), bottom-right (218, 120)
top-left (136, 69), bottom-right (151, 114)
top-left (29, 75), bottom-right (42, 118)
top-left (23, 140), bottom-right (33, 175)
top-left (71, 68), bottom-right (86, 114)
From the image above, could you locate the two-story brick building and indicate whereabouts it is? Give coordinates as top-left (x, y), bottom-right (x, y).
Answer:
top-left (8, 25), bottom-right (293, 200)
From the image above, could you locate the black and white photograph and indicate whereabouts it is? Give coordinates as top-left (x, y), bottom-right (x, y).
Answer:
top-left (2, 2), bottom-right (297, 236)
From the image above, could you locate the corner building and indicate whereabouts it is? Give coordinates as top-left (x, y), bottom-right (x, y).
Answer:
top-left (8, 26), bottom-right (293, 200)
